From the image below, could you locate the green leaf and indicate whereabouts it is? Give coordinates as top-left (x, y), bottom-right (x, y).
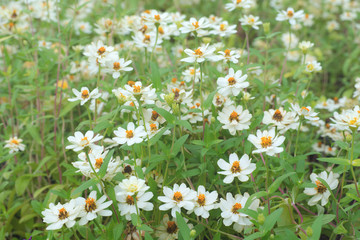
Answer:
top-left (310, 215), bottom-right (323, 240)
top-left (170, 134), bottom-right (189, 157)
top-left (150, 62), bottom-right (162, 90)
top-left (263, 208), bottom-right (283, 232)
top-left (153, 107), bottom-right (175, 124)
top-left (59, 101), bottom-right (78, 117)
top-left (15, 175), bottom-right (32, 195)
top-left (99, 149), bottom-right (115, 178)
top-left (333, 221), bottom-right (348, 235)
top-left (149, 127), bottom-right (170, 146)
top-left (268, 172), bottom-right (296, 194)
top-left (94, 120), bottom-right (112, 133)
top-left (352, 159), bottom-right (360, 166)
top-left (317, 157), bottom-right (350, 166)
top-left (71, 178), bottom-right (97, 197)
top-left (31, 200), bottom-right (44, 214)
top-left (203, 90), bottom-right (217, 109)
top-left (176, 119), bottom-right (192, 132)
top-left (176, 212), bottom-right (190, 239)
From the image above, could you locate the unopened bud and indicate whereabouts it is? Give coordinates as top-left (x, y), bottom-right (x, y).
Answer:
top-left (190, 229), bottom-right (197, 238)
top-left (263, 22), bottom-right (270, 35)
top-left (202, 37), bottom-right (211, 44)
top-left (306, 226), bottom-right (313, 237)
top-left (164, 93), bottom-right (175, 106)
top-left (346, 134), bottom-right (352, 142)
top-left (257, 213), bottom-right (265, 225)
top-left (172, 103), bottom-right (180, 115)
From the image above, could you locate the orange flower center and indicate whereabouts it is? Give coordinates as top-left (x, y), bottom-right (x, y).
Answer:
top-left (150, 123), bottom-right (157, 132)
top-left (228, 77), bottom-right (236, 85)
top-left (58, 207), bottom-right (69, 220)
top-left (231, 161), bottom-right (241, 173)
top-left (231, 203), bottom-right (242, 214)
top-left (171, 77), bottom-right (177, 83)
top-left (151, 111), bottom-right (159, 121)
top-left (192, 21), bottom-right (199, 29)
top-left (224, 49), bottom-right (231, 57)
top-left (301, 107), bottom-right (310, 112)
top-left (113, 62), bottom-right (120, 70)
top-left (190, 68), bottom-right (196, 75)
top-left (97, 46), bottom-right (106, 55)
top-left (95, 158), bottom-right (103, 169)
top-left (126, 195), bottom-right (135, 205)
top-left (11, 139), bottom-right (19, 145)
top-left (229, 111), bottom-right (239, 122)
top-left (143, 35), bottom-right (151, 43)
top-left (167, 221), bottom-right (178, 234)
top-left (85, 197), bottom-right (97, 212)
top-left (349, 118), bottom-right (358, 125)
top-left (80, 137), bottom-right (89, 146)
top-left (272, 109), bottom-right (283, 122)
top-left (261, 136), bottom-right (272, 148)
top-left (315, 180), bottom-right (327, 194)
top-left (194, 48), bottom-right (203, 56)
top-left (287, 10), bottom-right (294, 17)
top-left (126, 130), bottom-right (134, 138)
top-left (154, 14), bottom-right (160, 21)
top-left (81, 90), bottom-right (89, 99)
top-left (173, 191), bottom-right (183, 202)
top-left (128, 81), bottom-right (135, 87)
top-left (197, 194), bottom-right (206, 206)
top-left (220, 24), bottom-right (226, 31)
top-left (158, 26), bottom-right (164, 34)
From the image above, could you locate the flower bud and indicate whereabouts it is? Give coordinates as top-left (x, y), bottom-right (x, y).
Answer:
top-left (190, 229), bottom-right (197, 238)
top-left (263, 22), bottom-right (270, 35)
top-left (257, 213), bottom-right (265, 225)
top-left (306, 226), bottom-right (313, 237)
top-left (164, 93), bottom-right (175, 106)
top-left (346, 133), bottom-right (353, 142)
top-left (172, 103), bottom-right (180, 115)
top-left (202, 37), bottom-right (212, 44)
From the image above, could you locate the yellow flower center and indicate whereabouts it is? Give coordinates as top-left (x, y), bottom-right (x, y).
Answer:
top-left (301, 107), bottom-right (310, 112)
top-left (158, 26), bottom-right (164, 34)
top-left (287, 10), bottom-right (294, 17)
top-left (224, 49), bottom-right (231, 57)
top-left (80, 137), bottom-right (89, 146)
top-left (349, 118), bottom-right (358, 125)
top-left (133, 85), bottom-right (141, 93)
top-left (128, 81), bottom-right (135, 87)
top-left (272, 109), bottom-right (283, 122)
top-left (126, 195), bottom-right (135, 205)
top-left (143, 35), bottom-right (151, 43)
top-left (261, 136), bottom-right (272, 148)
top-left (315, 180), bottom-right (327, 194)
top-left (11, 139), bottom-right (19, 145)
top-left (307, 64), bottom-right (314, 71)
top-left (192, 21), bottom-right (199, 29)
top-left (190, 68), bottom-right (196, 75)
top-left (194, 48), bottom-right (203, 56)
top-left (220, 24), bottom-right (226, 31)
top-left (154, 14), bottom-right (160, 21)
top-left (113, 62), bottom-right (120, 70)
top-left (150, 123), bottom-right (157, 132)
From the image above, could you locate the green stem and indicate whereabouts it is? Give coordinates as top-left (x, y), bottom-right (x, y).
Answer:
top-left (294, 118), bottom-right (303, 156)
top-left (350, 130), bottom-right (360, 197)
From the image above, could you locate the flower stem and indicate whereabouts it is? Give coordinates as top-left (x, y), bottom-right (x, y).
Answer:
top-left (350, 130), bottom-right (360, 197)
top-left (294, 118), bottom-right (303, 156)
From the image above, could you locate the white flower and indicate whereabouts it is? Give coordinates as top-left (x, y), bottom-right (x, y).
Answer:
top-left (304, 171), bottom-right (339, 206)
top-left (117, 190), bottom-right (154, 220)
top-left (113, 122), bottom-right (147, 146)
top-left (305, 61), bottom-right (322, 73)
top-left (76, 191), bottom-right (113, 225)
top-left (158, 183), bottom-right (196, 217)
top-left (155, 214), bottom-right (193, 240)
top-left (115, 176), bottom-right (150, 196)
top-left (216, 49), bottom-right (240, 64)
top-left (104, 58), bottom-right (133, 79)
top-left (247, 128), bottom-right (285, 156)
top-left (276, 7), bottom-right (304, 25)
top-left (182, 67), bottom-right (203, 83)
top-left (179, 17), bottom-right (210, 36)
top-left (68, 87), bottom-right (101, 105)
top-left (291, 103), bottom-right (320, 121)
top-left (225, 0), bottom-right (252, 11)
top-left (281, 32), bottom-right (299, 49)
top-left (66, 131), bottom-right (103, 152)
top-left (217, 153), bottom-right (256, 184)
top-left (330, 106), bottom-right (360, 132)
top-left (219, 192), bottom-right (260, 232)
top-left (217, 105), bottom-right (252, 135)
top-left (189, 185), bottom-right (218, 219)
top-left (239, 15), bottom-right (263, 30)
top-left (262, 108), bottom-right (299, 133)
top-left (210, 21), bottom-right (237, 37)
top-left (83, 40), bottom-right (118, 65)
top-left (212, 93), bottom-right (234, 108)
top-left (4, 136), bottom-right (25, 154)
top-left (298, 41), bottom-right (314, 52)
top-left (181, 44), bottom-right (217, 63)
top-left (41, 199), bottom-right (80, 230)
top-left (217, 68), bottom-right (249, 96)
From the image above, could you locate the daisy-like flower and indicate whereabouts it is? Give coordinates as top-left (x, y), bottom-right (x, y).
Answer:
top-left (219, 192), bottom-right (260, 232)
top-left (291, 103), bottom-right (320, 121)
top-left (305, 61), bottom-right (322, 73)
top-left (113, 122), bottom-right (147, 146)
top-left (41, 199), bottom-right (80, 230)
top-left (66, 131), bottom-right (103, 152)
top-left (179, 17), bottom-right (210, 36)
top-left (181, 44), bottom-right (217, 63)
top-left (4, 136), bottom-right (25, 154)
top-left (155, 214), bottom-right (193, 240)
top-left (182, 67), bottom-right (203, 83)
top-left (83, 40), bottom-right (118, 64)
top-left (141, 10), bottom-right (170, 26)
top-left (247, 128), bottom-right (285, 156)
top-left (225, 0), bottom-right (252, 11)
top-left (239, 15), bottom-right (263, 30)
top-left (158, 183), bottom-right (197, 217)
top-left (115, 176), bottom-right (150, 196)
top-left (217, 105), bottom-right (252, 135)
top-left (210, 21), bottom-right (237, 37)
top-left (217, 153), bottom-right (256, 184)
top-left (189, 185), bottom-right (218, 219)
top-left (298, 41), bottom-right (314, 53)
top-left (262, 108), bottom-right (299, 133)
top-left (76, 191), bottom-right (112, 225)
top-left (276, 7), bottom-right (304, 25)
top-left (116, 190), bottom-right (154, 220)
top-left (304, 171), bottom-right (339, 206)
top-left (68, 87), bottom-right (101, 105)
top-left (331, 106), bottom-right (360, 132)
top-left (217, 49), bottom-right (240, 64)
top-left (212, 93), bottom-right (234, 108)
top-left (217, 68), bottom-right (249, 96)
top-left (104, 58), bottom-right (133, 79)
